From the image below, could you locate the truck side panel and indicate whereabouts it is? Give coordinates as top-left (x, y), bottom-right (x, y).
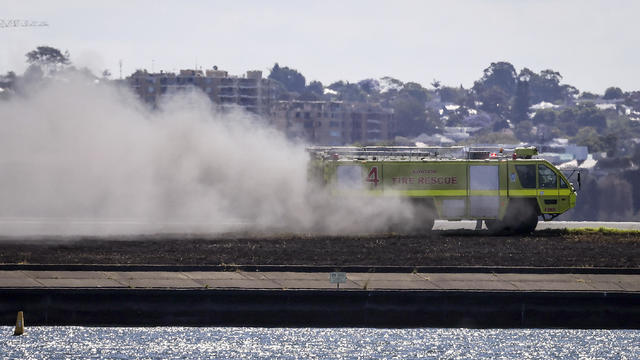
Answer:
top-left (468, 164), bottom-right (501, 219)
top-left (381, 161), bottom-right (467, 196)
top-left (325, 158), bottom-right (573, 220)
top-left (382, 161), bottom-right (468, 220)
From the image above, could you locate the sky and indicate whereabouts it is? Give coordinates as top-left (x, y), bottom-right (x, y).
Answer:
top-left (2, 0), bottom-right (639, 93)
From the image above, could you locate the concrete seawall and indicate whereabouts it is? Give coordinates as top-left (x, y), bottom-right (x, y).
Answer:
top-left (2, 267), bottom-right (640, 328)
top-left (1, 288), bottom-right (639, 328)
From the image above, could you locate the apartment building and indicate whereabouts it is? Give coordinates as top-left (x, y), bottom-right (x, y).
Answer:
top-left (272, 100), bottom-right (394, 145)
top-left (128, 68), bottom-right (276, 115)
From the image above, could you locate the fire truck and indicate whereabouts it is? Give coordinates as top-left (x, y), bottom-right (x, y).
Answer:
top-left (307, 146), bottom-right (577, 234)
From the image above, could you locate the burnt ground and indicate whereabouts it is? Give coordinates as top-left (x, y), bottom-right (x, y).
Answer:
top-left (0, 229), bottom-right (638, 268)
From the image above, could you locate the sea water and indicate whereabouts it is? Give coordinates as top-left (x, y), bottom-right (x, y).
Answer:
top-left (2, 327), bottom-right (639, 359)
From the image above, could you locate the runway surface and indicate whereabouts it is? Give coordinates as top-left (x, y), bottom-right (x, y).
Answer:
top-left (0, 218), bottom-right (638, 236)
top-left (435, 220), bottom-right (640, 231)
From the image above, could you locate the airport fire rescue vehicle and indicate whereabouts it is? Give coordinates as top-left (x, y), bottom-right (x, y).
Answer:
top-left (307, 146), bottom-right (577, 234)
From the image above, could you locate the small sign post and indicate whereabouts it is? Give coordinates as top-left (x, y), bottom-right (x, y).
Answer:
top-left (329, 272), bottom-right (347, 289)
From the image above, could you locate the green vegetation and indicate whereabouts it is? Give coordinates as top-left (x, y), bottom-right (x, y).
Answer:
top-left (25, 46), bottom-right (70, 76)
top-left (531, 228), bottom-right (640, 236)
top-left (565, 227), bottom-right (640, 235)
top-left (268, 63), bottom-right (306, 94)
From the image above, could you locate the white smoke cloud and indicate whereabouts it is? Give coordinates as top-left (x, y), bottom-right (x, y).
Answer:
top-left (0, 72), bottom-right (415, 236)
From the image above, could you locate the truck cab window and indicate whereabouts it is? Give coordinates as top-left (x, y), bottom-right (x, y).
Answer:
top-left (515, 165), bottom-right (536, 188)
top-left (538, 165), bottom-right (557, 188)
top-left (560, 177), bottom-right (568, 188)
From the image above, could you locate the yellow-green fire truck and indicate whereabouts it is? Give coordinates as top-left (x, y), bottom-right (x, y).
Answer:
top-left (308, 146), bottom-right (577, 234)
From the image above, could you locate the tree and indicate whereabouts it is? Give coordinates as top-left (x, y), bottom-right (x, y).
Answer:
top-left (492, 118), bottom-right (509, 131)
top-left (478, 86), bottom-right (509, 116)
top-left (25, 46), bottom-right (70, 75)
top-left (511, 78), bottom-right (530, 123)
top-left (537, 69), bottom-right (563, 101)
top-left (299, 80), bottom-right (325, 101)
top-left (556, 104), bottom-right (607, 136)
top-left (307, 80), bottom-right (324, 94)
top-left (514, 120), bottom-right (534, 142)
top-left (557, 108), bottom-right (579, 136)
top-left (268, 63), bottom-right (306, 93)
top-left (518, 67), bottom-right (566, 104)
top-left (624, 91), bottom-right (640, 110)
top-left (603, 87), bottom-right (624, 100)
top-left (439, 86), bottom-right (467, 104)
top-left (531, 109), bottom-right (556, 125)
top-left (388, 82), bottom-right (433, 136)
top-left (358, 79), bottom-right (380, 94)
top-left (380, 76), bottom-right (403, 90)
top-left (424, 108), bottom-right (444, 133)
top-left (473, 61), bottom-right (517, 97)
top-left (443, 106), bottom-right (470, 126)
top-left (102, 69), bottom-right (112, 79)
top-left (399, 82), bottom-right (429, 104)
top-left (602, 133), bottom-right (618, 157)
top-left (328, 81), bottom-right (367, 102)
top-left (0, 71), bottom-right (16, 92)
top-left (579, 92), bottom-right (599, 100)
top-left (327, 80), bottom-right (345, 92)
top-left (561, 85), bottom-right (579, 101)
top-left (392, 96), bottom-right (427, 136)
top-left (575, 103), bottom-right (607, 129)
top-left (572, 127), bottom-right (605, 152)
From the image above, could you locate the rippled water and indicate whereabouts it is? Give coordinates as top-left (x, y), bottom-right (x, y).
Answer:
top-left (2, 326), bottom-right (639, 359)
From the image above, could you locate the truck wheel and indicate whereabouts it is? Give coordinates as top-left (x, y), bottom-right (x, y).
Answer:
top-left (514, 205), bottom-right (538, 234)
top-left (485, 201), bottom-right (538, 235)
top-left (484, 219), bottom-right (505, 234)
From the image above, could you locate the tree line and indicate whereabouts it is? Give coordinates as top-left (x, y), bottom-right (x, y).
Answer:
top-left (267, 61), bottom-right (640, 155)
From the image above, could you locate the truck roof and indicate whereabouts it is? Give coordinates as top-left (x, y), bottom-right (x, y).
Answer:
top-left (307, 146), bottom-right (539, 161)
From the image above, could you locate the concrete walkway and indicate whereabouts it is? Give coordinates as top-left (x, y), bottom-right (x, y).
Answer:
top-left (1, 270), bottom-right (639, 292)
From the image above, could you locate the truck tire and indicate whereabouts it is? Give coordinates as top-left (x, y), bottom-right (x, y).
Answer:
top-left (484, 219), bottom-right (502, 233)
top-left (514, 204), bottom-right (538, 234)
top-left (485, 200), bottom-right (538, 235)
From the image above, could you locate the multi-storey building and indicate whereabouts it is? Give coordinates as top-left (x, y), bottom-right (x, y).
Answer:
top-left (349, 102), bottom-right (395, 144)
top-left (272, 100), bottom-right (394, 145)
top-left (127, 68), bottom-right (276, 115)
top-left (128, 69), bottom-right (394, 144)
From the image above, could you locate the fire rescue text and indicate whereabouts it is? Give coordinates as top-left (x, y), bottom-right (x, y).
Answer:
top-left (391, 176), bottom-right (458, 185)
